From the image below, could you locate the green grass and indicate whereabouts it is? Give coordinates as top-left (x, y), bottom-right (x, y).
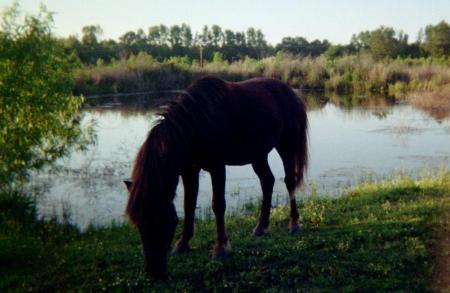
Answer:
top-left (74, 52), bottom-right (450, 97)
top-left (1, 173), bottom-right (449, 292)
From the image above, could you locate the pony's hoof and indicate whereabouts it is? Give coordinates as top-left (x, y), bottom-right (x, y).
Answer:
top-left (211, 241), bottom-right (232, 260)
top-left (290, 223), bottom-right (302, 234)
top-left (171, 239), bottom-right (190, 255)
top-left (253, 225), bottom-right (268, 237)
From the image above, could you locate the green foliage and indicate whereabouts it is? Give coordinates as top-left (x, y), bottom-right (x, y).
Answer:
top-left (275, 36), bottom-right (330, 57)
top-left (351, 26), bottom-right (411, 60)
top-left (423, 20), bottom-right (450, 57)
top-left (66, 22), bottom-right (272, 64)
top-left (351, 30), bottom-right (371, 51)
top-left (212, 51), bottom-right (225, 64)
top-left (324, 44), bottom-right (346, 60)
top-left (369, 26), bottom-right (401, 59)
top-left (81, 24), bottom-right (103, 45)
top-left (75, 52), bottom-right (450, 96)
top-left (300, 193), bottom-right (329, 229)
top-left (0, 190), bottom-right (36, 229)
top-left (37, 18), bottom-right (450, 66)
top-left (1, 174), bottom-right (449, 291)
top-left (0, 3), bottom-right (93, 190)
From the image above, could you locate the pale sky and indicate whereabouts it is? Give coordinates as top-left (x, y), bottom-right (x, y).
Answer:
top-left (1, 0), bottom-right (449, 45)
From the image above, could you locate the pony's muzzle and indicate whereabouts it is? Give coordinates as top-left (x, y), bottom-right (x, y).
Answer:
top-left (123, 179), bottom-right (133, 191)
top-left (144, 249), bottom-right (169, 280)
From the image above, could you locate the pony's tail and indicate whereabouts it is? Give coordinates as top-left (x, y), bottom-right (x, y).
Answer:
top-left (294, 97), bottom-right (309, 189)
top-left (126, 135), bottom-right (152, 226)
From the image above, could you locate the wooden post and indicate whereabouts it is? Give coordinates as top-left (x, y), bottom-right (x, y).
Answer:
top-left (199, 46), bottom-right (204, 68)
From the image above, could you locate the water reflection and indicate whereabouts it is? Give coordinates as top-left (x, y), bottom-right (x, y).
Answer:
top-left (30, 93), bottom-right (450, 230)
top-left (407, 86), bottom-right (450, 122)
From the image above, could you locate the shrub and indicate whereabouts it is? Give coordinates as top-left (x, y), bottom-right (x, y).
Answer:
top-left (0, 3), bottom-right (94, 191)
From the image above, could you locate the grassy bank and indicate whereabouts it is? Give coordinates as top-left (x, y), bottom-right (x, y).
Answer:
top-left (407, 83), bottom-right (450, 120)
top-left (1, 173), bottom-right (450, 292)
top-left (74, 53), bottom-right (450, 97)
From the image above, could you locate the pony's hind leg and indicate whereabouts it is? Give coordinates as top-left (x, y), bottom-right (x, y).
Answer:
top-left (210, 165), bottom-right (232, 260)
top-left (252, 156), bottom-right (275, 236)
top-left (279, 152), bottom-right (302, 233)
top-left (172, 166), bottom-right (200, 254)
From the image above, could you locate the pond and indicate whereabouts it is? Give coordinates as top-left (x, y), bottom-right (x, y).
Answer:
top-left (30, 93), bottom-right (450, 230)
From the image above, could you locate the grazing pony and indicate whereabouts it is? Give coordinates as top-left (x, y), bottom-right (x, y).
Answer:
top-left (126, 76), bottom-right (308, 278)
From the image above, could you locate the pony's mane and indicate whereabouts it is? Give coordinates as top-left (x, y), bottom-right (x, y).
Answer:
top-left (126, 76), bottom-right (233, 225)
top-left (162, 76), bottom-right (233, 144)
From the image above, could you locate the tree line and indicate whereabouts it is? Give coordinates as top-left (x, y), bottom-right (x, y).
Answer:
top-left (61, 21), bottom-right (450, 65)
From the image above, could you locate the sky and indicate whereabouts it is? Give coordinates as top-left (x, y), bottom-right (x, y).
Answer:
top-left (1, 0), bottom-right (449, 45)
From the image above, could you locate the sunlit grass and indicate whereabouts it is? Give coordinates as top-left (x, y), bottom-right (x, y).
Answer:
top-left (74, 52), bottom-right (450, 98)
top-left (1, 171), bottom-right (449, 291)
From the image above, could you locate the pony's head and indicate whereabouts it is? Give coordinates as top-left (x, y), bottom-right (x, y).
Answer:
top-left (125, 124), bottom-right (181, 278)
top-left (125, 180), bottom-right (178, 278)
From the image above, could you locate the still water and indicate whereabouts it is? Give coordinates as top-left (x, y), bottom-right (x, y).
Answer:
top-left (31, 94), bottom-right (450, 230)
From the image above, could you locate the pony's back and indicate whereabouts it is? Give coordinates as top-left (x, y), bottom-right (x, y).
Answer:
top-left (232, 78), bottom-right (308, 186)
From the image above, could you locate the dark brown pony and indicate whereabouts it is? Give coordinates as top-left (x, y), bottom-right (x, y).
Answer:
top-left (126, 76), bottom-right (308, 278)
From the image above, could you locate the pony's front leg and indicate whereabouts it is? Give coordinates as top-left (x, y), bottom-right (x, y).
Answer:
top-left (172, 166), bottom-right (200, 254)
top-left (210, 165), bottom-right (232, 260)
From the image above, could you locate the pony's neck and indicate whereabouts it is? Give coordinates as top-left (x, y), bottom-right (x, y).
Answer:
top-left (159, 111), bottom-right (196, 170)
top-left (156, 121), bottom-right (188, 174)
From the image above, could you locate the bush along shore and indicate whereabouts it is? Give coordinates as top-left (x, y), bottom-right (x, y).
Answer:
top-left (1, 173), bottom-right (449, 292)
top-left (74, 53), bottom-right (450, 98)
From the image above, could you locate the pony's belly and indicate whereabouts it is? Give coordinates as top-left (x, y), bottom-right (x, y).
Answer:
top-left (196, 153), bottom-right (252, 168)
top-left (223, 158), bottom-right (253, 166)
top-left (198, 143), bottom-right (275, 167)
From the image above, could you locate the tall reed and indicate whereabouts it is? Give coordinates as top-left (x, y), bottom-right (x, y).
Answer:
top-left (74, 52), bottom-right (450, 97)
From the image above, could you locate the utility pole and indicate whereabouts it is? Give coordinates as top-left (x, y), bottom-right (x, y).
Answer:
top-left (199, 46), bottom-right (204, 68)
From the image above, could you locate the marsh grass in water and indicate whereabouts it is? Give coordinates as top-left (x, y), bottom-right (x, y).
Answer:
top-left (1, 173), bottom-right (449, 292)
top-left (408, 83), bottom-right (450, 120)
top-left (74, 53), bottom-right (450, 98)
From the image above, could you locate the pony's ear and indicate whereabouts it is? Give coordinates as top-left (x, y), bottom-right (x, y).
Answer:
top-left (124, 179), bottom-right (133, 191)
